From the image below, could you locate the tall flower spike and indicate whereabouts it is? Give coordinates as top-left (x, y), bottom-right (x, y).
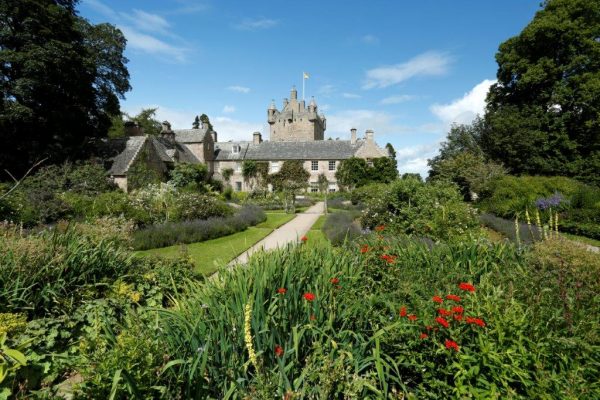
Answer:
top-left (244, 303), bottom-right (259, 370)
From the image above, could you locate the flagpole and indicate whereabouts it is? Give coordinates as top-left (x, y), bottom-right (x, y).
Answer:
top-left (302, 72), bottom-right (305, 101)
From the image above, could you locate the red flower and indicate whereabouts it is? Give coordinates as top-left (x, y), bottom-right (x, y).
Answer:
top-left (408, 314), bottom-right (418, 321)
top-left (360, 244), bottom-right (370, 254)
top-left (453, 313), bottom-right (463, 321)
top-left (451, 306), bottom-right (464, 314)
top-left (275, 345), bottom-right (284, 357)
top-left (309, 314), bottom-right (316, 321)
top-left (300, 235), bottom-right (308, 242)
top-left (277, 288), bottom-right (287, 294)
top-left (330, 277), bottom-right (340, 285)
top-left (445, 339), bottom-right (460, 352)
top-left (399, 306), bottom-right (407, 317)
top-left (375, 225), bottom-right (385, 232)
top-left (466, 317), bottom-right (486, 327)
top-left (446, 294), bottom-right (461, 302)
top-left (303, 292), bottom-right (315, 302)
top-left (380, 254), bottom-right (396, 264)
top-left (438, 308), bottom-right (452, 317)
top-left (432, 296), bottom-right (443, 304)
top-left (435, 317), bottom-right (450, 328)
top-left (425, 325), bottom-right (433, 331)
top-left (419, 333), bottom-right (428, 339)
top-left (458, 282), bottom-right (476, 292)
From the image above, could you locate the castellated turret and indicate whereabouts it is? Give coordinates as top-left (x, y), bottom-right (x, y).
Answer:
top-left (267, 86), bottom-right (326, 142)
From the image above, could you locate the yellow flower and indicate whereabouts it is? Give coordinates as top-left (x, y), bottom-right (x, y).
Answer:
top-left (0, 313), bottom-right (27, 336)
top-left (130, 291), bottom-right (141, 303)
top-left (244, 303), bottom-right (258, 370)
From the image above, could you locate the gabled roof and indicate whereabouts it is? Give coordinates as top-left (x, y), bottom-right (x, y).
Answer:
top-left (214, 141), bottom-right (250, 161)
top-left (244, 140), bottom-right (362, 160)
top-left (174, 128), bottom-right (209, 143)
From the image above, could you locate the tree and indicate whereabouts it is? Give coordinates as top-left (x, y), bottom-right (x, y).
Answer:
top-left (169, 163), bottom-right (208, 190)
top-left (268, 160), bottom-right (309, 213)
top-left (335, 157), bottom-right (369, 191)
top-left (192, 116), bottom-right (200, 129)
top-left (317, 173), bottom-right (329, 214)
top-left (385, 143), bottom-right (397, 161)
top-left (482, 0), bottom-right (600, 183)
top-left (199, 114), bottom-right (213, 131)
top-left (127, 108), bottom-right (162, 136)
top-left (371, 157), bottom-right (398, 183)
top-left (429, 152), bottom-right (506, 200)
top-left (428, 120), bottom-right (485, 179)
top-left (402, 173), bottom-right (423, 182)
top-left (222, 168), bottom-right (234, 188)
top-left (0, 0), bottom-right (130, 177)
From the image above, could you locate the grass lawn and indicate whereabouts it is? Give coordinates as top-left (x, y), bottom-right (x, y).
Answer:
top-left (137, 212), bottom-right (296, 275)
top-left (304, 215), bottom-right (331, 247)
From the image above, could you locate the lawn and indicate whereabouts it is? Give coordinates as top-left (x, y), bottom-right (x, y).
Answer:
top-left (137, 212), bottom-right (295, 275)
top-left (303, 214), bottom-right (330, 247)
top-left (561, 232), bottom-right (600, 248)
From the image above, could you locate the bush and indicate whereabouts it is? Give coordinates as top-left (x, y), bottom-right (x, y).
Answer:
top-left (479, 175), bottom-right (584, 218)
top-left (361, 178), bottom-right (479, 241)
top-left (321, 211), bottom-right (362, 245)
top-left (132, 205), bottom-right (266, 250)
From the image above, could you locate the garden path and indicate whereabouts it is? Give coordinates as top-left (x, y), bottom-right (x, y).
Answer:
top-left (229, 201), bottom-right (325, 266)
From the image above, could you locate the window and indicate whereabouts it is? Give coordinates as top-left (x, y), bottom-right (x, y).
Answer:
top-left (310, 182), bottom-right (319, 193)
top-left (367, 158), bottom-right (374, 167)
top-left (235, 181), bottom-right (242, 191)
top-left (311, 160), bottom-right (318, 171)
top-left (271, 161), bottom-right (280, 173)
top-left (232, 145), bottom-right (240, 154)
top-left (328, 160), bottom-right (336, 171)
top-left (235, 163), bottom-right (242, 173)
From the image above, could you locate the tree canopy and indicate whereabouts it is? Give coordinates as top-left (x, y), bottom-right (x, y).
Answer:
top-left (0, 0), bottom-right (130, 178)
top-left (482, 0), bottom-right (600, 184)
top-left (269, 160), bottom-right (309, 213)
top-left (336, 157), bottom-right (398, 190)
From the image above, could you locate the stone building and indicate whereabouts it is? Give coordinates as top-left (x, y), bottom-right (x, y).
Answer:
top-left (106, 87), bottom-right (391, 192)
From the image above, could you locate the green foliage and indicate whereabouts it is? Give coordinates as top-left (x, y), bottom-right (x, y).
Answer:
top-left (127, 152), bottom-right (163, 191)
top-left (385, 143), bottom-right (396, 161)
top-left (192, 115), bottom-right (200, 129)
top-left (221, 168), bottom-right (234, 184)
top-left (199, 114), bottom-right (213, 131)
top-left (429, 152), bottom-right (506, 200)
top-left (0, 0), bottom-right (130, 177)
top-left (361, 178), bottom-right (480, 241)
top-left (371, 157), bottom-right (399, 183)
top-left (125, 108), bottom-right (162, 136)
top-left (335, 157), bottom-right (369, 190)
top-left (482, 0), bottom-right (600, 184)
top-left (321, 210), bottom-right (361, 245)
top-left (168, 162), bottom-right (208, 189)
top-left (479, 175), bottom-right (584, 219)
top-left (269, 160), bottom-right (310, 213)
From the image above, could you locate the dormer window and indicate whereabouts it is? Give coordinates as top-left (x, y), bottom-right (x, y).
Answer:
top-left (232, 145), bottom-right (240, 154)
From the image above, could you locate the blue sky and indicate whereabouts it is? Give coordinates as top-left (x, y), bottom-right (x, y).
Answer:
top-left (80, 0), bottom-right (542, 176)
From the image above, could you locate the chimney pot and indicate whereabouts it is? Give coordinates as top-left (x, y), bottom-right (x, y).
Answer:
top-left (365, 129), bottom-right (374, 141)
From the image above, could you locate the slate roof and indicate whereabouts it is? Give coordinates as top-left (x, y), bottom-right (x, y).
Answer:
top-left (242, 140), bottom-right (363, 160)
top-left (106, 136), bottom-right (147, 175)
top-left (214, 141), bottom-right (250, 161)
top-left (174, 128), bottom-right (207, 143)
top-left (105, 135), bottom-right (200, 176)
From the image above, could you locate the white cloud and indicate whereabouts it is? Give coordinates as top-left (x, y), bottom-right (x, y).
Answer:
top-left (119, 26), bottom-right (188, 63)
top-left (395, 142), bottom-right (441, 177)
top-left (430, 79), bottom-right (495, 125)
top-left (124, 105), bottom-right (195, 130)
top-left (318, 84), bottom-right (335, 96)
top-left (227, 85), bottom-right (250, 93)
top-left (222, 105), bottom-right (236, 113)
top-left (326, 109), bottom-right (410, 139)
top-left (122, 9), bottom-right (170, 35)
top-left (342, 92), bottom-right (361, 99)
top-left (363, 51), bottom-right (453, 89)
top-left (380, 95), bottom-right (416, 105)
top-left (234, 17), bottom-right (279, 31)
top-left (361, 34), bottom-right (379, 45)
top-left (213, 117), bottom-right (263, 141)
top-left (83, 0), bottom-right (118, 19)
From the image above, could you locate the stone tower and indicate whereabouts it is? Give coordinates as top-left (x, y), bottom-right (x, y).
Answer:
top-left (267, 86), bottom-right (326, 142)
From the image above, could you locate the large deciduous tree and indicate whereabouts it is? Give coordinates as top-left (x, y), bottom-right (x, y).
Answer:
top-left (269, 160), bottom-right (309, 213)
top-left (482, 0), bottom-right (600, 184)
top-left (0, 0), bottom-right (130, 178)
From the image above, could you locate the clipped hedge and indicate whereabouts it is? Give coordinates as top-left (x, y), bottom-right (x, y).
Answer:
top-left (132, 205), bottom-right (266, 250)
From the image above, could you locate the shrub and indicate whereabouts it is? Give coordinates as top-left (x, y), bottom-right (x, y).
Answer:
top-left (361, 178), bottom-right (479, 241)
top-left (321, 211), bottom-right (362, 245)
top-left (132, 205), bottom-right (266, 250)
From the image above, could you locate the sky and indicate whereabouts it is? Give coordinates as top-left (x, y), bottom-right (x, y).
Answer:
top-left (80, 0), bottom-right (542, 176)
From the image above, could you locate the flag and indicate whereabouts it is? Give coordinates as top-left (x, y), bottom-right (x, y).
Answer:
top-left (303, 72), bottom-right (309, 79)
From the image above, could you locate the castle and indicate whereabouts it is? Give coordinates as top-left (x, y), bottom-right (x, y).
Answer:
top-left (106, 87), bottom-right (391, 192)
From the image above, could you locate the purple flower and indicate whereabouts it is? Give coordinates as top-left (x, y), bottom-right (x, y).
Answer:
top-left (535, 192), bottom-right (568, 210)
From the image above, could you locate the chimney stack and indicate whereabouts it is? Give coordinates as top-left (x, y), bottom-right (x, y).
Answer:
top-left (365, 129), bottom-right (374, 142)
top-left (201, 121), bottom-right (209, 132)
top-left (350, 128), bottom-right (357, 145)
top-left (211, 131), bottom-right (217, 143)
top-left (124, 121), bottom-right (143, 136)
top-left (253, 132), bottom-right (262, 144)
top-left (290, 86), bottom-right (297, 100)
top-left (161, 121), bottom-right (174, 141)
